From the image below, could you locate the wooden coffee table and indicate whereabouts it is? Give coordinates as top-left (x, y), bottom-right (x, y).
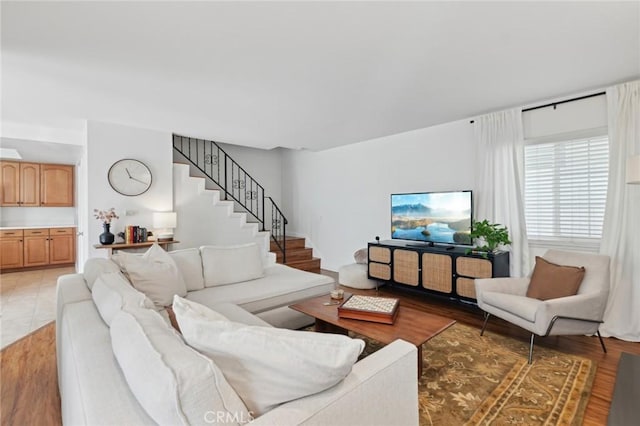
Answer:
top-left (290, 294), bottom-right (456, 377)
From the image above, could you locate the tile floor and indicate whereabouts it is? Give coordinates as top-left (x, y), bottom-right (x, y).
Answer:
top-left (0, 266), bottom-right (76, 349)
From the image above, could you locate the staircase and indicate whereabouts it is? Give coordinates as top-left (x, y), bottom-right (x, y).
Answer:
top-left (270, 236), bottom-right (321, 273)
top-left (173, 134), bottom-right (322, 273)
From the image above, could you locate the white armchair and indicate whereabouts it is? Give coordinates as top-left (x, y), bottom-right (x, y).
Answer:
top-left (475, 250), bottom-right (610, 363)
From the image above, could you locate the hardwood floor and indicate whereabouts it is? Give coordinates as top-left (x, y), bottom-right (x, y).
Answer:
top-left (0, 322), bottom-right (60, 426)
top-left (1, 282), bottom-right (638, 426)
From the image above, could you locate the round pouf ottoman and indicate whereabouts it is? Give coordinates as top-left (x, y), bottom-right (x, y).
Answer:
top-left (338, 263), bottom-right (380, 290)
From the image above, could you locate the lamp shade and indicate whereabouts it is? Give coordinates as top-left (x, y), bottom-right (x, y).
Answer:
top-left (627, 155), bottom-right (640, 184)
top-left (153, 212), bottom-right (177, 229)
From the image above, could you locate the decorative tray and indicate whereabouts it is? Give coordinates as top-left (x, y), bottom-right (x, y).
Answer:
top-left (337, 295), bottom-right (400, 324)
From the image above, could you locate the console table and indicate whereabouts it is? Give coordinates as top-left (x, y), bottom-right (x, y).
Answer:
top-left (93, 240), bottom-right (179, 257)
top-left (368, 240), bottom-right (509, 303)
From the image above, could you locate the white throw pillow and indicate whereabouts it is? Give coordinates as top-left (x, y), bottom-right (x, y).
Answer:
top-left (91, 272), bottom-right (155, 326)
top-left (353, 248), bottom-right (368, 264)
top-left (110, 308), bottom-right (251, 425)
top-left (124, 243), bottom-right (188, 308)
top-left (173, 296), bottom-right (365, 416)
top-left (83, 258), bottom-right (121, 289)
top-left (200, 243), bottom-right (264, 287)
top-left (169, 248), bottom-right (205, 291)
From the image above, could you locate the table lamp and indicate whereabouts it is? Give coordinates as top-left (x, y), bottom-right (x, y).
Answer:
top-left (153, 212), bottom-right (177, 242)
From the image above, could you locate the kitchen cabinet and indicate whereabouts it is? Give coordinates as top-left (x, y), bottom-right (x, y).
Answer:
top-left (40, 164), bottom-right (74, 206)
top-left (0, 161), bottom-right (41, 206)
top-left (0, 229), bottom-right (24, 269)
top-left (0, 227), bottom-right (76, 271)
top-left (23, 229), bottom-right (50, 267)
top-left (49, 228), bottom-right (76, 264)
top-left (0, 161), bottom-right (73, 207)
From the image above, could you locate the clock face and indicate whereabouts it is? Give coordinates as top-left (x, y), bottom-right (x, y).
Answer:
top-left (108, 159), bottom-right (152, 196)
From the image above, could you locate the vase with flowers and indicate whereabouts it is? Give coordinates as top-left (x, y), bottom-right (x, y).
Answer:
top-left (94, 208), bottom-right (119, 245)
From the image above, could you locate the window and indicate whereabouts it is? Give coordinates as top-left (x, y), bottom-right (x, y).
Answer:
top-left (524, 135), bottom-right (609, 242)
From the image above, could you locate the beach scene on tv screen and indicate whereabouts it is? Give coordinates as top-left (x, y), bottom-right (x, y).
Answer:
top-left (391, 192), bottom-right (472, 244)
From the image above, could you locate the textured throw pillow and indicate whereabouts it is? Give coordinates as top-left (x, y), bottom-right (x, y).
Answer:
top-left (91, 272), bottom-right (155, 326)
top-left (83, 258), bottom-right (121, 289)
top-left (526, 256), bottom-right (586, 300)
top-left (173, 296), bottom-right (365, 416)
top-left (169, 248), bottom-right (205, 291)
top-left (110, 308), bottom-right (250, 425)
top-left (200, 243), bottom-right (264, 287)
top-left (353, 248), bottom-right (368, 264)
top-left (124, 243), bottom-right (188, 308)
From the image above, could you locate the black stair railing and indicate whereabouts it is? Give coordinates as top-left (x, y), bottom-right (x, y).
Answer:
top-left (173, 134), bottom-right (287, 262)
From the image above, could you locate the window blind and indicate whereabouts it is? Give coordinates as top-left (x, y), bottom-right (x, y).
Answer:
top-left (524, 135), bottom-right (609, 240)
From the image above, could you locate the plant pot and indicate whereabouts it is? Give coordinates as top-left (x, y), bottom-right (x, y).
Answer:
top-left (99, 222), bottom-right (115, 245)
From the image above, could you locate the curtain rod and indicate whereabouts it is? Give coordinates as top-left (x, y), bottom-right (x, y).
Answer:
top-left (469, 91), bottom-right (606, 124)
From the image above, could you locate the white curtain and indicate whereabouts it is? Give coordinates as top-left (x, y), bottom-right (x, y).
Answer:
top-left (600, 80), bottom-right (640, 341)
top-left (474, 109), bottom-right (530, 277)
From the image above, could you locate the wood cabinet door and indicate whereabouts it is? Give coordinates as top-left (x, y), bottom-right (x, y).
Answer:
top-left (49, 232), bottom-right (76, 264)
top-left (23, 235), bottom-right (50, 267)
top-left (0, 238), bottom-right (24, 268)
top-left (19, 162), bottom-right (40, 206)
top-left (0, 161), bottom-right (20, 206)
top-left (40, 164), bottom-right (74, 206)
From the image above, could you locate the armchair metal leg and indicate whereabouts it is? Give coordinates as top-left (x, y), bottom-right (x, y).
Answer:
top-left (597, 330), bottom-right (607, 353)
top-left (480, 312), bottom-right (491, 336)
top-left (528, 334), bottom-right (535, 364)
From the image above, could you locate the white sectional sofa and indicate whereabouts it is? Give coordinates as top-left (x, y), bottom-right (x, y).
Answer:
top-left (56, 244), bottom-right (419, 425)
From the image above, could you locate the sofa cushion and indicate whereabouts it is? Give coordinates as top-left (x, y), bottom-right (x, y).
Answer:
top-left (91, 272), bottom-right (155, 326)
top-left (187, 264), bottom-right (334, 315)
top-left (482, 291), bottom-right (542, 322)
top-left (200, 243), bottom-right (264, 287)
top-left (173, 296), bottom-right (365, 416)
top-left (123, 243), bottom-right (188, 308)
top-left (110, 307), bottom-right (250, 426)
top-left (59, 301), bottom-right (156, 425)
top-left (526, 256), bottom-right (586, 301)
top-left (169, 248), bottom-right (205, 291)
top-left (83, 258), bottom-right (121, 289)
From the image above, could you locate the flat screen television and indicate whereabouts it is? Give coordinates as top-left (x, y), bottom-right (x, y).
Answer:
top-left (391, 190), bottom-right (473, 246)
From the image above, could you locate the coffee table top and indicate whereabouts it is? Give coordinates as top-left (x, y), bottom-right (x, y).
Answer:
top-left (290, 293), bottom-right (456, 347)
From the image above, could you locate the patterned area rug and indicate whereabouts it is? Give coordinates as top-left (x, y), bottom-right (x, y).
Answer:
top-left (356, 323), bottom-right (596, 426)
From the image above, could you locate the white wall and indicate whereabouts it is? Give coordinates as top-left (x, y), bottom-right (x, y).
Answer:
top-left (217, 143), bottom-right (284, 207)
top-left (86, 121), bottom-right (173, 258)
top-left (282, 119), bottom-right (475, 271)
top-left (0, 207), bottom-right (76, 227)
top-left (523, 94), bottom-right (607, 141)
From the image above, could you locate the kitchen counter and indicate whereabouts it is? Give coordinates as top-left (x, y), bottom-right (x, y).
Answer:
top-left (0, 225), bottom-right (76, 230)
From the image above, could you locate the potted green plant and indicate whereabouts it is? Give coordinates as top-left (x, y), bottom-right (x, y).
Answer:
top-left (467, 219), bottom-right (511, 257)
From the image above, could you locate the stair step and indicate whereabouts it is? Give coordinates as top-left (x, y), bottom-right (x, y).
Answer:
top-left (270, 236), bottom-right (306, 251)
top-left (274, 247), bottom-right (313, 262)
top-left (282, 258), bottom-right (321, 274)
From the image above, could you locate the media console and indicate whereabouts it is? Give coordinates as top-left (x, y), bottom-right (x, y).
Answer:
top-left (368, 240), bottom-right (510, 303)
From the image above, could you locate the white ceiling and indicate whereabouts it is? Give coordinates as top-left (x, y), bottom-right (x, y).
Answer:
top-left (2, 1), bottom-right (639, 151)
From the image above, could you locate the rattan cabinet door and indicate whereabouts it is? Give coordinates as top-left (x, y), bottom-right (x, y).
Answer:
top-left (369, 246), bottom-right (391, 263)
top-left (421, 253), bottom-right (452, 293)
top-left (456, 257), bottom-right (493, 299)
top-left (393, 249), bottom-right (419, 286)
top-left (368, 246), bottom-right (392, 280)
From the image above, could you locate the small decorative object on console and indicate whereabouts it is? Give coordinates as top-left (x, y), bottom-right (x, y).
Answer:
top-left (94, 208), bottom-right (119, 245)
top-left (338, 295), bottom-right (399, 324)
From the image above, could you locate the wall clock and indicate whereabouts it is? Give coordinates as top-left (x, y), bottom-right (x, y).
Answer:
top-left (107, 159), bottom-right (152, 196)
